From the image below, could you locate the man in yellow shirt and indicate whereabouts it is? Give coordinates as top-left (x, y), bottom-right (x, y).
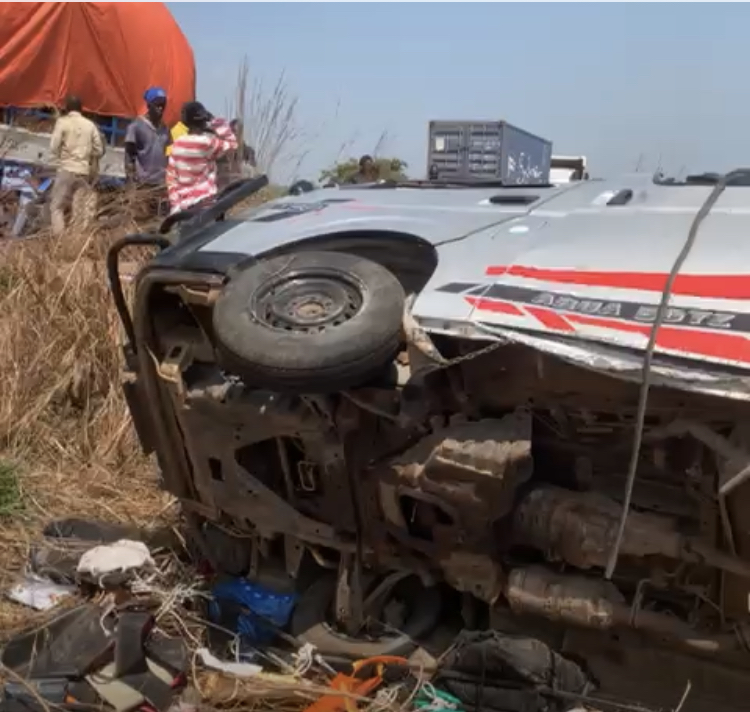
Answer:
top-left (167, 121), bottom-right (188, 156)
top-left (48, 95), bottom-right (104, 236)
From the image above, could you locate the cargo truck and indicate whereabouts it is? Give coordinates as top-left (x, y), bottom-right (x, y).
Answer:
top-left (427, 119), bottom-right (552, 184)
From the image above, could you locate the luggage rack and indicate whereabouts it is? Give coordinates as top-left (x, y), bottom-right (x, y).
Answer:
top-left (360, 178), bottom-right (555, 190)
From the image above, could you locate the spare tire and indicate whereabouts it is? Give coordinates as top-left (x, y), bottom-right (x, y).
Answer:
top-left (290, 575), bottom-right (441, 658)
top-left (212, 251), bottom-right (405, 393)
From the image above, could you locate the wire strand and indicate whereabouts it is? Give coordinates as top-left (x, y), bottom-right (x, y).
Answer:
top-left (604, 170), bottom-right (743, 579)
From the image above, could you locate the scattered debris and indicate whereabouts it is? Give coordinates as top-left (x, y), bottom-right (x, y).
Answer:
top-left (6, 573), bottom-right (76, 611)
top-left (43, 517), bottom-right (151, 543)
top-left (76, 539), bottom-right (155, 578)
top-left (196, 648), bottom-right (262, 677)
top-left (31, 518), bottom-right (168, 584)
top-left (440, 630), bottom-right (591, 695)
top-left (0, 518), bottom-right (684, 712)
top-left (414, 684), bottom-right (464, 712)
top-left (209, 576), bottom-right (297, 646)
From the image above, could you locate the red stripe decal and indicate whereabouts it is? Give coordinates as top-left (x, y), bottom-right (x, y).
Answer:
top-left (568, 313), bottom-right (750, 363)
top-left (525, 306), bottom-right (575, 332)
top-left (465, 296), bottom-right (524, 315)
top-left (470, 296), bottom-right (750, 364)
top-left (485, 265), bottom-right (750, 300)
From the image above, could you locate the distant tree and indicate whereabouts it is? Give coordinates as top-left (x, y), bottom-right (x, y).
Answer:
top-left (319, 156), bottom-right (408, 185)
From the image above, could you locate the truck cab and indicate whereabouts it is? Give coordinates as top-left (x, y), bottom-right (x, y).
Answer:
top-left (550, 154), bottom-right (589, 184)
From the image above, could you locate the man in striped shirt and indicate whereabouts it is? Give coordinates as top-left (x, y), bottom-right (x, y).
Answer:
top-left (166, 102), bottom-right (238, 215)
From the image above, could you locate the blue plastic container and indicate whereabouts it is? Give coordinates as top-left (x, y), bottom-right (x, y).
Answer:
top-left (209, 578), bottom-right (298, 645)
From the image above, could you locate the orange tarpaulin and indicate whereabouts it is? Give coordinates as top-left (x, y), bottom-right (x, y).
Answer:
top-left (0, 2), bottom-right (195, 125)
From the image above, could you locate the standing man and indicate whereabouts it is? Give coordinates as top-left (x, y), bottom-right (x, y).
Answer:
top-left (347, 155), bottom-right (379, 184)
top-left (216, 118), bottom-right (257, 190)
top-left (166, 101), bottom-right (237, 214)
top-left (48, 95), bottom-right (104, 236)
top-left (167, 116), bottom-right (188, 157)
top-left (230, 120), bottom-right (257, 174)
top-left (124, 87), bottom-right (171, 216)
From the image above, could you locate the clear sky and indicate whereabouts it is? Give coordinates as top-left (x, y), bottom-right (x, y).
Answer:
top-left (168, 2), bottom-right (750, 183)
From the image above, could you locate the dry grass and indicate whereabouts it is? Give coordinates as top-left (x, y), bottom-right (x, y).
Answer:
top-left (0, 214), bottom-right (355, 709)
top-left (0, 168), bottom-right (284, 635)
top-left (0, 60), bottom-right (300, 633)
top-left (0, 82), bottom-right (322, 712)
top-left (0, 211), bottom-right (176, 630)
top-left (229, 57), bottom-right (308, 182)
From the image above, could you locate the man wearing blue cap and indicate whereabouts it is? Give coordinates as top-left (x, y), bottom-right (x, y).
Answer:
top-left (124, 86), bottom-right (171, 214)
